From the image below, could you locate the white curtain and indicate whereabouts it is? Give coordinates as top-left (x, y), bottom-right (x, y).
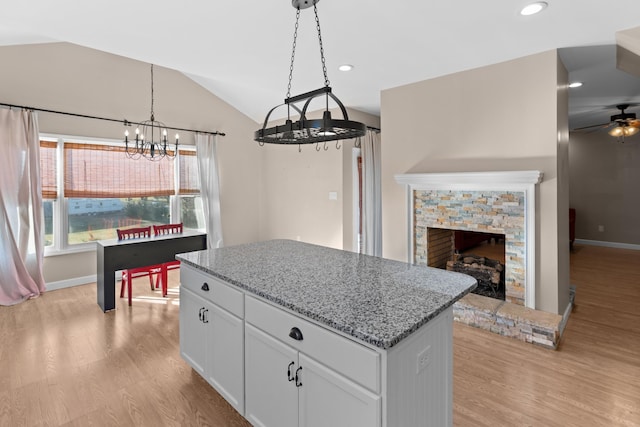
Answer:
top-left (360, 129), bottom-right (382, 257)
top-left (0, 109), bottom-right (46, 305)
top-left (195, 133), bottom-right (224, 249)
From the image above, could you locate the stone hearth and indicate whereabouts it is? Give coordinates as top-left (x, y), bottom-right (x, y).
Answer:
top-left (396, 171), bottom-right (563, 349)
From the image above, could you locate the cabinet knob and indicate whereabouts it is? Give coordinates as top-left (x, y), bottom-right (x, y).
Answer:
top-left (289, 327), bottom-right (303, 341)
top-left (201, 282), bottom-right (210, 291)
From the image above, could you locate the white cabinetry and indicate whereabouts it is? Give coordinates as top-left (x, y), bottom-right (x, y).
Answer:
top-left (245, 323), bottom-right (300, 427)
top-left (179, 266), bottom-right (244, 414)
top-left (180, 264), bottom-right (456, 427)
top-left (244, 296), bottom-right (381, 427)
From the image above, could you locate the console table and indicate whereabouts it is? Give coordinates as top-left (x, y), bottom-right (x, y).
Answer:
top-left (96, 229), bottom-right (207, 312)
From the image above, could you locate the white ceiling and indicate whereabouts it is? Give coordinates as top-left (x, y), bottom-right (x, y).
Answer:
top-left (1, 0), bottom-right (640, 128)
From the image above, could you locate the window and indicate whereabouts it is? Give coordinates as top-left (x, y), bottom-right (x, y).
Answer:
top-left (176, 149), bottom-right (205, 230)
top-left (40, 140), bottom-right (57, 248)
top-left (40, 136), bottom-right (202, 253)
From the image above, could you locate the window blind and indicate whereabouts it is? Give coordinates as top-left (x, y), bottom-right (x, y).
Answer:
top-left (40, 140), bottom-right (57, 199)
top-left (64, 142), bottom-right (175, 198)
top-left (178, 149), bottom-right (200, 195)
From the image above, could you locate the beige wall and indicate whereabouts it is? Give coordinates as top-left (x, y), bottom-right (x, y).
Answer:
top-left (258, 107), bottom-right (380, 250)
top-left (380, 50), bottom-right (570, 314)
top-left (0, 42), bottom-right (261, 284)
top-left (259, 142), bottom-right (344, 248)
top-left (569, 131), bottom-right (640, 244)
top-left (556, 58), bottom-right (571, 313)
top-left (572, 28), bottom-right (640, 246)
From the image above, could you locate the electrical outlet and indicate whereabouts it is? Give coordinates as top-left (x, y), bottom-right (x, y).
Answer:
top-left (598, 225), bottom-right (605, 232)
top-left (416, 346), bottom-right (431, 374)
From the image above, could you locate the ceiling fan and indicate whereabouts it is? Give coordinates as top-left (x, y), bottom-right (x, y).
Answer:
top-left (573, 104), bottom-right (640, 142)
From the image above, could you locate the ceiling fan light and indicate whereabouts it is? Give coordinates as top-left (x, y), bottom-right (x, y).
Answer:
top-left (624, 126), bottom-right (639, 137)
top-left (608, 126), bottom-right (624, 137)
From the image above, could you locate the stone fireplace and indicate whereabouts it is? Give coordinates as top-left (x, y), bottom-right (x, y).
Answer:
top-left (397, 171), bottom-right (540, 307)
top-left (416, 189), bottom-right (526, 304)
top-left (396, 171), bottom-right (564, 349)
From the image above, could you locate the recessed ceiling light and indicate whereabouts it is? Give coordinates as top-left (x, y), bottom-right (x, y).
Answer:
top-left (569, 82), bottom-right (583, 88)
top-left (520, 2), bottom-right (548, 16)
top-left (338, 64), bottom-right (354, 72)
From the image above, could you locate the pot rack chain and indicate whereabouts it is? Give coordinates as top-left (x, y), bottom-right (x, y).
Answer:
top-left (285, 3), bottom-right (330, 102)
top-left (286, 7), bottom-right (301, 100)
top-left (313, 2), bottom-right (330, 88)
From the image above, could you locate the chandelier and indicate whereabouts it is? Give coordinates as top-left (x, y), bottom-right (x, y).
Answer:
top-left (254, 0), bottom-right (366, 149)
top-left (125, 64), bottom-right (179, 160)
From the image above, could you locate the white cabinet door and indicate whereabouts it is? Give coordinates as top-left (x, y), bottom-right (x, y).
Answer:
top-left (179, 287), bottom-right (207, 376)
top-left (245, 324), bottom-right (298, 427)
top-left (298, 354), bottom-right (381, 427)
top-left (207, 303), bottom-right (244, 414)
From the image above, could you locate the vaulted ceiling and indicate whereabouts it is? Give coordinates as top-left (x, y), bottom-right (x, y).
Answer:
top-left (1, 1), bottom-right (640, 128)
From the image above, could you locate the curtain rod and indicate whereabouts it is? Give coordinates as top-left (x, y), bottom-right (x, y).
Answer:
top-left (367, 126), bottom-right (381, 133)
top-left (0, 102), bottom-right (226, 137)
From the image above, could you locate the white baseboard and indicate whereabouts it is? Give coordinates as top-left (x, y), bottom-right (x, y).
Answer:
top-left (45, 274), bottom-right (97, 291)
top-left (575, 239), bottom-right (640, 251)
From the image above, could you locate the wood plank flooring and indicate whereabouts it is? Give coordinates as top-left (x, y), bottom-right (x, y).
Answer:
top-left (0, 244), bottom-right (638, 426)
top-left (453, 244), bottom-right (640, 427)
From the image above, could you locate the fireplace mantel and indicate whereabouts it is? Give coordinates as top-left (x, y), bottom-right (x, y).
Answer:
top-left (395, 170), bottom-right (543, 309)
top-left (394, 170), bottom-right (543, 189)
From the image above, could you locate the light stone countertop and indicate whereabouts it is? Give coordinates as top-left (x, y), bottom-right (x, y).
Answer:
top-left (177, 239), bottom-right (476, 350)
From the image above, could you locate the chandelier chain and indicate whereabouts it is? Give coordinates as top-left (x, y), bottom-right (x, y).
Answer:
top-left (150, 64), bottom-right (155, 121)
top-left (287, 8), bottom-right (301, 99)
top-left (313, 3), bottom-right (329, 87)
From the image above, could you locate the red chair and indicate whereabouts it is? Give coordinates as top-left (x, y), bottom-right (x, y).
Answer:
top-left (117, 226), bottom-right (164, 306)
top-left (153, 223), bottom-right (184, 295)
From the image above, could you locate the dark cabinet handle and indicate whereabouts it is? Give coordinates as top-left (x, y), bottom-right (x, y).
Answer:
top-left (289, 327), bottom-right (303, 341)
top-left (287, 361), bottom-right (295, 382)
top-left (202, 308), bottom-right (209, 323)
top-left (295, 366), bottom-right (303, 387)
top-left (201, 282), bottom-right (210, 291)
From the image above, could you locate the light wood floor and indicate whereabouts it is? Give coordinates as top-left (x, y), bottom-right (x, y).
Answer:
top-left (0, 244), bottom-right (638, 426)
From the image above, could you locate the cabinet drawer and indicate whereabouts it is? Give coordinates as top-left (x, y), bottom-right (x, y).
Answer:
top-left (245, 296), bottom-right (380, 393)
top-left (181, 265), bottom-right (244, 318)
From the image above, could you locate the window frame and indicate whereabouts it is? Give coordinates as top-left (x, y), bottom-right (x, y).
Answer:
top-left (41, 133), bottom-right (200, 257)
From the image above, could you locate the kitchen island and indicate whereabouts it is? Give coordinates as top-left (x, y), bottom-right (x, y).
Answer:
top-left (177, 239), bottom-right (476, 427)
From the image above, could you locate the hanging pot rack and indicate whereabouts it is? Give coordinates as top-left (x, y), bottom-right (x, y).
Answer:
top-left (254, 0), bottom-right (367, 148)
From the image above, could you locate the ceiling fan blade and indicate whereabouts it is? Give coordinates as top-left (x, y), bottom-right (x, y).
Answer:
top-left (571, 122), bottom-right (611, 132)
top-left (628, 119), bottom-right (640, 128)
